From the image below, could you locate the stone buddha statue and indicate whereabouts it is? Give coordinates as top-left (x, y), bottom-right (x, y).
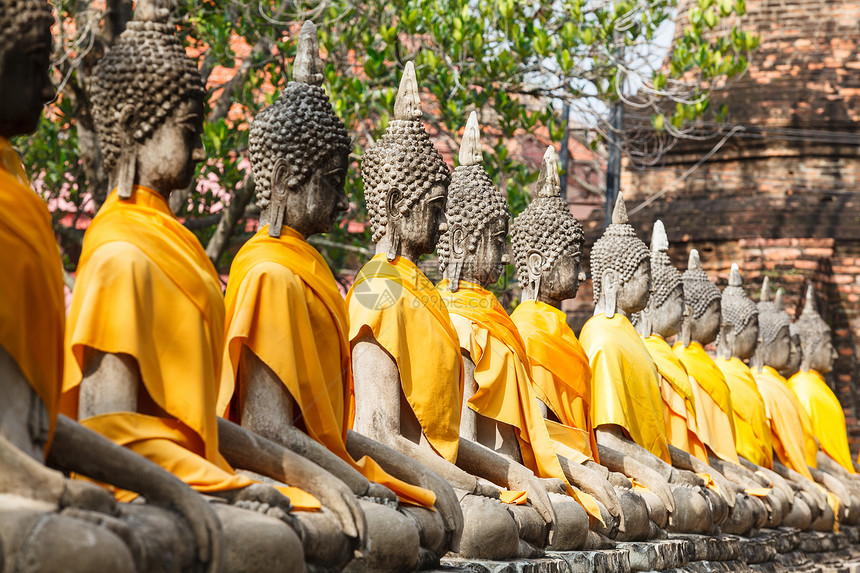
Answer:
top-left (59, 4), bottom-right (380, 571)
top-left (716, 266), bottom-right (826, 529)
top-left (218, 21), bottom-right (460, 571)
top-left (509, 146), bottom-right (661, 542)
top-left (348, 62), bottom-right (530, 560)
top-left (436, 119), bottom-right (592, 552)
top-left (579, 195), bottom-right (716, 535)
top-left (789, 285), bottom-right (859, 477)
top-left (0, 2), bottom-right (231, 572)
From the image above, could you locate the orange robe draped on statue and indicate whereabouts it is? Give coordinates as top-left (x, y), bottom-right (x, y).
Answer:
top-left (753, 366), bottom-right (817, 480)
top-left (642, 335), bottom-right (709, 463)
top-left (62, 187), bottom-right (318, 508)
top-left (511, 300), bottom-right (597, 465)
top-left (0, 138), bottom-right (65, 453)
top-left (346, 254), bottom-right (463, 464)
top-left (673, 342), bottom-right (740, 464)
top-left (788, 370), bottom-right (855, 474)
top-left (714, 356), bottom-right (773, 469)
top-left (220, 226), bottom-right (435, 508)
top-left (579, 313), bottom-right (671, 464)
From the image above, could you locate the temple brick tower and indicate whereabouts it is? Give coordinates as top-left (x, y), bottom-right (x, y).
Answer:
top-left (605, 0), bottom-right (860, 449)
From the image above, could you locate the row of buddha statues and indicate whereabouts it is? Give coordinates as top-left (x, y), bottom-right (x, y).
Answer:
top-left (1, 1), bottom-right (859, 571)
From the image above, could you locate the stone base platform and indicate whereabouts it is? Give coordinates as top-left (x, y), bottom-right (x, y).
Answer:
top-left (435, 526), bottom-right (860, 573)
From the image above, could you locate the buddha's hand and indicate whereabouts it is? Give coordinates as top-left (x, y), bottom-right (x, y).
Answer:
top-left (59, 479), bottom-right (118, 516)
top-left (670, 468), bottom-right (706, 488)
top-left (472, 478), bottom-right (501, 499)
top-left (540, 477), bottom-right (568, 495)
top-left (364, 482), bottom-right (397, 502)
top-left (511, 471), bottom-right (558, 545)
top-left (232, 482), bottom-right (294, 521)
top-left (147, 477), bottom-right (223, 573)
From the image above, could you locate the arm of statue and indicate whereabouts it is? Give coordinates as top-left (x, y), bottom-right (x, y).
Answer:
top-left (48, 415), bottom-right (222, 573)
top-left (817, 452), bottom-right (860, 482)
top-left (345, 430), bottom-right (464, 548)
top-left (595, 441), bottom-right (676, 514)
top-left (595, 428), bottom-right (704, 489)
top-left (707, 455), bottom-right (792, 519)
top-left (668, 445), bottom-right (737, 506)
top-left (556, 454), bottom-right (625, 532)
top-left (239, 349), bottom-right (393, 501)
top-left (217, 417), bottom-right (368, 550)
top-left (809, 466), bottom-right (853, 517)
top-left (770, 461), bottom-right (827, 513)
top-left (350, 336), bottom-right (499, 498)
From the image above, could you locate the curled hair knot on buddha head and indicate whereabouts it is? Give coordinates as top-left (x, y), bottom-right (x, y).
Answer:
top-left (756, 277), bottom-right (791, 344)
top-left (795, 283), bottom-right (832, 352)
top-left (89, 0), bottom-right (204, 193)
top-left (721, 263), bottom-right (758, 333)
top-left (647, 220), bottom-right (682, 310)
top-left (682, 249), bottom-right (722, 319)
top-left (249, 21), bottom-right (350, 236)
top-left (589, 193), bottom-right (650, 304)
top-left (437, 112), bottom-right (509, 278)
top-left (510, 146), bottom-right (584, 291)
top-left (360, 61), bottom-right (450, 243)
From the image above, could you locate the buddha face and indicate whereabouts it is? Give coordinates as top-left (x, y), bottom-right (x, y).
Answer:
top-left (135, 99), bottom-right (205, 196)
top-left (732, 317), bottom-right (759, 360)
top-left (0, 25), bottom-right (54, 138)
top-left (691, 299), bottom-right (721, 345)
top-left (541, 248), bottom-right (585, 302)
top-left (762, 324), bottom-right (791, 370)
top-left (780, 333), bottom-right (802, 377)
top-left (651, 284), bottom-right (684, 338)
top-left (470, 218), bottom-right (508, 287)
top-left (396, 182), bottom-right (448, 257)
top-left (276, 152), bottom-right (349, 238)
top-left (808, 336), bottom-right (836, 374)
top-left (616, 259), bottom-right (651, 315)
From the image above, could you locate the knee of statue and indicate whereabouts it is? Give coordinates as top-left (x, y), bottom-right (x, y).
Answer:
top-left (117, 503), bottom-right (198, 572)
top-left (720, 493), bottom-right (757, 536)
top-left (613, 488), bottom-right (656, 541)
top-left (344, 500), bottom-right (420, 573)
top-left (212, 503), bottom-right (305, 573)
top-left (812, 499), bottom-right (836, 532)
top-left (545, 492), bottom-right (590, 551)
top-left (400, 505), bottom-right (448, 564)
top-left (698, 485), bottom-right (729, 526)
top-left (666, 484), bottom-right (715, 534)
top-left (781, 495), bottom-right (814, 530)
top-left (762, 487), bottom-right (791, 528)
top-left (0, 510), bottom-right (136, 573)
top-left (637, 489), bottom-right (669, 530)
top-left (456, 493), bottom-right (519, 560)
top-left (745, 495), bottom-right (769, 530)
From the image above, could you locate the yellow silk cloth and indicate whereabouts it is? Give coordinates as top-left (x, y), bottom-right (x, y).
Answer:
top-left (220, 226), bottom-right (435, 508)
top-left (346, 255), bottom-right (463, 463)
top-left (642, 335), bottom-right (709, 464)
top-left (0, 136), bottom-right (29, 186)
top-left (673, 342), bottom-right (740, 464)
top-left (62, 187), bottom-right (318, 508)
top-left (580, 314), bottom-right (671, 464)
top-left (714, 357), bottom-right (773, 469)
top-left (439, 282), bottom-right (601, 521)
top-left (511, 300), bottom-right (597, 464)
top-left (0, 141), bottom-right (65, 453)
top-left (788, 370), bottom-right (856, 473)
top-left (753, 366), bottom-right (816, 480)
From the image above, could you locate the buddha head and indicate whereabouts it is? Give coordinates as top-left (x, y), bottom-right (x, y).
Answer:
top-left (590, 194), bottom-right (651, 318)
top-left (679, 249), bottom-right (722, 346)
top-left (752, 278), bottom-right (791, 372)
top-left (779, 323), bottom-right (803, 378)
top-left (717, 264), bottom-right (759, 360)
top-left (635, 220), bottom-right (683, 338)
top-left (0, 0), bottom-right (54, 138)
top-left (510, 146), bottom-right (585, 306)
top-left (361, 61), bottom-right (451, 261)
top-left (437, 112), bottom-right (509, 290)
top-left (89, 0), bottom-right (205, 199)
top-left (794, 284), bottom-right (837, 374)
top-left (249, 22), bottom-right (350, 239)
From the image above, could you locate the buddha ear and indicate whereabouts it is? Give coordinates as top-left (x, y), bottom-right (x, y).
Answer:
top-left (448, 225), bottom-right (466, 291)
top-left (116, 105), bottom-right (140, 200)
top-left (268, 158), bottom-right (290, 238)
top-left (602, 268), bottom-right (619, 319)
top-left (526, 250), bottom-right (543, 301)
top-left (385, 189), bottom-right (403, 261)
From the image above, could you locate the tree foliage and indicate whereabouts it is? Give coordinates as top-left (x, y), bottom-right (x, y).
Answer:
top-left (14, 0), bottom-right (757, 279)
